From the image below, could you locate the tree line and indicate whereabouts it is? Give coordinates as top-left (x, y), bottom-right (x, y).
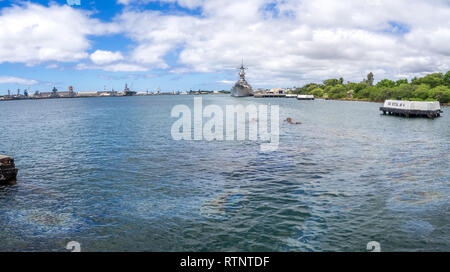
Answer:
top-left (292, 71), bottom-right (450, 103)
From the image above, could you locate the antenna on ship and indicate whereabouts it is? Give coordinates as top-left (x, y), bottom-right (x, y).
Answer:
top-left (238, 57), bottom-right (247, 79)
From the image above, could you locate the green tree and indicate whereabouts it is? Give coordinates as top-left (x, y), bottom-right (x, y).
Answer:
top-left (368, 87), bottom-right (394, 101)
top-left (347, 82), bottom-right (368, 94)
top-left (323, 79), bottom-right (340, 87)
top-left (443, 71), bottom-right (450, 87)
top-left (429, 85), bottom-right (450, 103)
top-left (310, 88), bottom-right (324, 97)
top-left (367, 72), bottom-right (374, 86)
top-left (412, 84), bottom-right (431, 100)
top-left (376, 79), bottom-right (396, 88)
top-left (355, 86), bottom-right (375, 99)
top-left (305, 83), bottom-right (321, 93)
top-left (391, 84), bottom-right (416, 100)
top-left (293, 70), bottom-right (449, 102)
top-left (294, 83), bottom-right (322, 94)
top-left (395, 79), bottom-right (408, 86)
top-left (328, 85), bottom-right (347, 99)
top-left (412, 73), bottom-right (443, 88)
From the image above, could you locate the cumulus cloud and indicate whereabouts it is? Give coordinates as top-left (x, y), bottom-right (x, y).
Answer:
top-left (0, 3), bottom-right (118, 65)
top-left (76, 62), bottom-right (148, 72)
top-left (117, 0), bottom-right (203, 9)
top-left (115, 0), bottom-right (450, 86)
top-left (90, 50), bottom-right (124, 65)
top-left (1, 0), bottom-right (450, 86)
top-left (217, 80), bottom-right (235, 85)
top-left (0, 76), bottom-right (39, 85)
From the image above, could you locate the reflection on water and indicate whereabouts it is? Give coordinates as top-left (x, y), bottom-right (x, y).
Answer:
top-left (387, 191), bottom-right (446, 214)
top-left (395, 191), bottom-right (443, 204)
top-left (400, 219), bottom-right (435, 237)
top-left (200, 191), bottom-right (246, 220)
top-left (4, 209), bottom-right (86, 237)
top-left (0, 96), bottom-right (448, 252)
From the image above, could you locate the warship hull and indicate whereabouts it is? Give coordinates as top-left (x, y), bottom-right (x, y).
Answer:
top-left (231, 85), bottom-right (253, 97)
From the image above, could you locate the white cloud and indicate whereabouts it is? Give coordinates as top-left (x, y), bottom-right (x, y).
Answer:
top-left (76, 62), bottom-right (148, 72)
top-left (46, 64), bottom-right (59, 69)
top-left (0, 3), bottom-right (118, 65)
top-left (0, 76), bottom-right (38, 85)
top-left (218, 80), bottom-right (235, 85)
top-left (1, 0), bottom-right (449, 86)
top-left (117, 0), bottom-right (203, 9)
top-left (116, 11), bottom-right (200, 69)
top-left (102, 63), bottom-right (148, 72)
top-left (115, 0), bottom-right (450, 86)
top-left (90, 50), bottom-right (124, 65)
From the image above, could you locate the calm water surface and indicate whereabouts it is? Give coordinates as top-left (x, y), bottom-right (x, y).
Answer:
top-left (0, 95), bottom-right (448, 251)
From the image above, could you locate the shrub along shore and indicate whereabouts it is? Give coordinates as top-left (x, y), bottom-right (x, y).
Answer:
top-left (317, 97), bottom-right (449, 106)
top-left (292, 71), bottom-right (450, 104)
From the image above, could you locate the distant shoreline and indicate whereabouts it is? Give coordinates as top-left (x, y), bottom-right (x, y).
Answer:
top-left (319, 97), bottom-right (449, 107)
top-left (1, 93), bottom-right (448, 107)
top-left (0, 93), bottom-right (226, 102)
top-left (320, 97), bottom-right (381, 103)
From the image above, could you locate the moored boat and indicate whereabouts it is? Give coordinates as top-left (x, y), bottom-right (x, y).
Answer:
top-left (297, 95), bottom-right (315, 100)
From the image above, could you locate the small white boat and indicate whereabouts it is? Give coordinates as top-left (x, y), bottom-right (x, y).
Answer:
top-left (297, 95), bottom-right (315, 100)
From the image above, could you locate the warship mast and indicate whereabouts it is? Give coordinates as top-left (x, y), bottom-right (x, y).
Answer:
top-left (239, 58), bottom-right (247, 79)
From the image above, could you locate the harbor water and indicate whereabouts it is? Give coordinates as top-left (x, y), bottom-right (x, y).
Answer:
top-left (0, 95), bottom-right (448, 251)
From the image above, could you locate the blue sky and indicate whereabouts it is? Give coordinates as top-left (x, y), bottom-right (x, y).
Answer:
top-left (0, 0), bottom-right (217, 93)
top-left (0, 0), bottom-right (449, 94)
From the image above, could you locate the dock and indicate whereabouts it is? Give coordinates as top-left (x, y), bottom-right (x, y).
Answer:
top-left (253, 93), bottom-right (317, 100)
top-left (0, 155), bottom-right (18, 184)
top-left (254, 93), bottom-right (286, 98)
top-left (380, 100), bottom-right (442, 118)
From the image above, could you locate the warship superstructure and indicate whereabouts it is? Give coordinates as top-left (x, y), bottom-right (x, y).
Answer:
top-left (231, 60), bottom-right (253, 97)
top-left (123, 84), bottom-right (137, 96)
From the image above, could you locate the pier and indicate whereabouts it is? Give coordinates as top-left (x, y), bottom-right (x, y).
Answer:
top-left (254, 94), bottom-right (316, 100)
top-left (254, 93), bottom-right (286, 98)
top-left (0, 155), bottom-right (18, 184)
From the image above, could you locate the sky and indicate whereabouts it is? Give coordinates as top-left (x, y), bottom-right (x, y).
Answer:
top-left (0, 0), bottom-right (449, 94)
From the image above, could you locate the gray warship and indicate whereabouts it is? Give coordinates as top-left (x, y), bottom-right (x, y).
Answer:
top-left (123, 83), bottom-right (136, 96)
top-left (231, 60), bottom-right (253, 97)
